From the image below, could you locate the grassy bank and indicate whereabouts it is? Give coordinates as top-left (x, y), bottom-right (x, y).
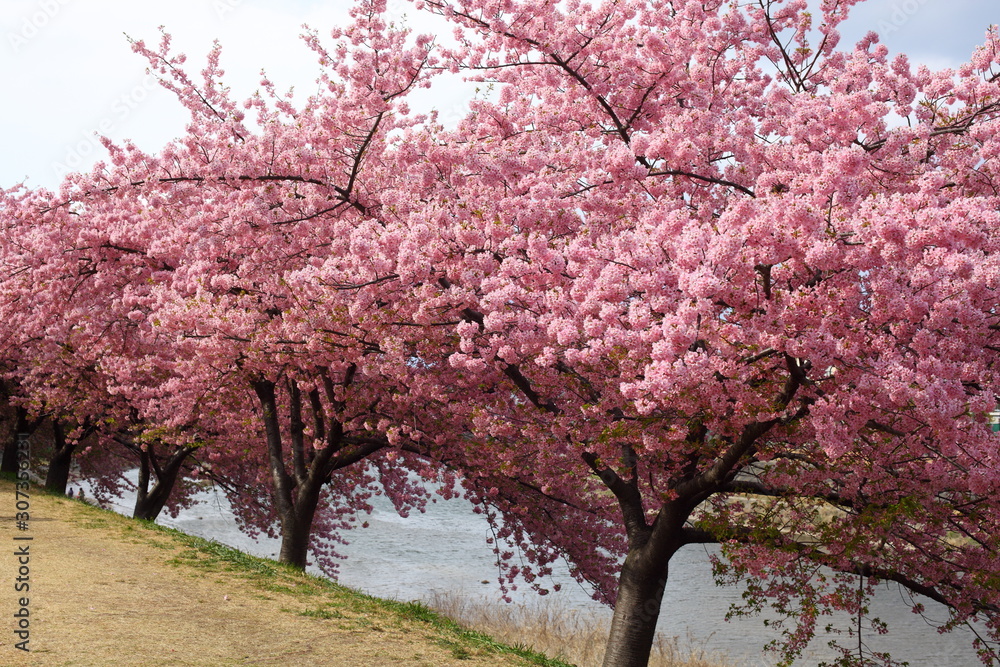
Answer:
top-left (0, 478), bottom-right (564, 666)
top-left (118, 517), bottom-right (569, 666)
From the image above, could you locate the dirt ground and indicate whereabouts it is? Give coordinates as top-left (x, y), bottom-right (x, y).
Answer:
top-left (0, 479), bottom-right (548, 666)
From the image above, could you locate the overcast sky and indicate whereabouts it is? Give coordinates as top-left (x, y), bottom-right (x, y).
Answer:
top-left (0, 0), bottom-right (995, 190)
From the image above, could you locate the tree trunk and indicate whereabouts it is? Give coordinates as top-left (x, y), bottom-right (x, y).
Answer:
top-left (276, 484), bottom-right (323, 569)
top-left (585, 452), bottom-right (689, 667)
top-left (133, 443), bottom-right (195, 521)
top-left (2, 408), bottom-right (41, 474)
top-left (253, 374), bottom-right (382, 571)
top-left (1, 432), bottom-right (19, 474)
top-left (254, 378), bottom-right (324, 571)
top-left (602, 549), bottom-right (671, 667)
top-left (44, 421), bottom-right (75, 494)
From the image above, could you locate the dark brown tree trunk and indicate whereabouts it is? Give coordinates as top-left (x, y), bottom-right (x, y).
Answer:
top-left (582, 448), bottom-right (690, 667)
top-left (45, 421), bottom-right (75, 494)
top-left (592, 415), bottom-right (785, 666)
top-left (253, 372), bottom-right (383, 571)
top-left (255, 378), bottom-right (325, 571)
top-left (276, 481), bottom-right (323, 568)
top-left (1, 431), bottom-right (19, 474)
top-left (133, 442), bottom-right (196, 521)
top-left (602, 547), bottom-right (672, 667)
top-left (2, 407), bottom-right (42, 474)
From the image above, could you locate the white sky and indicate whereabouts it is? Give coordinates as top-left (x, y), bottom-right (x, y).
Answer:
top-left (0, 0), bottom-right (996, 190)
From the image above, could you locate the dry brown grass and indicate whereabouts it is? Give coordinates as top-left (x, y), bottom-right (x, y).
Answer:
top-left (425, 592), bottom-right (744, 667)
top-left (0, 479), bottom-right (567, 666)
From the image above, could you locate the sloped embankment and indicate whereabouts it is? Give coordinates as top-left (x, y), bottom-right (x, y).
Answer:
top-left (0, 479), bottom-right (568, 666)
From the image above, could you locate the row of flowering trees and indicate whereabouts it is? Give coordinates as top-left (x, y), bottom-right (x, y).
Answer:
top-left (4, 1), bottom-right (1000, 665)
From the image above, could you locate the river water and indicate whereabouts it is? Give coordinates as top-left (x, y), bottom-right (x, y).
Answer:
top-left (81, 475), bottom-right (984, 666)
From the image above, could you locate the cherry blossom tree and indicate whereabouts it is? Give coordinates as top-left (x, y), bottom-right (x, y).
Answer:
top-left (0, 177), bottom-right (208, 517)
top-left (0, 185), bottom-right (107, 494)
top-left (0, 0), bottom-right (465, 571)
top-left (398, 0), bottom-right (1000, 664)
